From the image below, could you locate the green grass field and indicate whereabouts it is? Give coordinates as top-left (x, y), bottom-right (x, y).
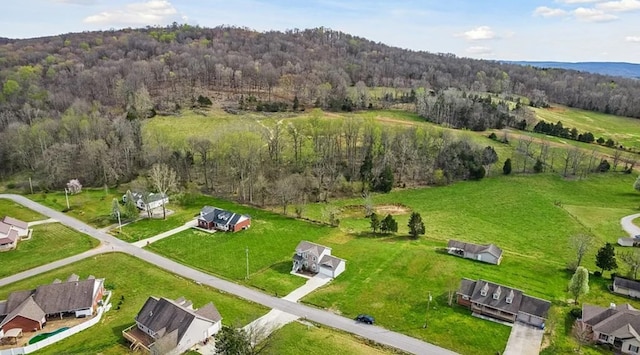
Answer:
top-left (0, 223), bottom-right (98, 278)
top-left (146, 197), bottom-right (334, 296)
top-left (263, 321), bottom-right (402, 355)
top-left (0, 253), bottom-right (268, 354)
top-left (0, 199), bottom-right (45, 221)
top-left (30, 188), bottom-right (124, 228)
top-left (534, 105), bottom-right (640, 149)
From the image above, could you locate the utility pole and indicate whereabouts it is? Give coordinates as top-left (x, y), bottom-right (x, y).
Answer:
top-left (64, 188), bottom-right (70, 209)
top-left (28, 177), bottom-right (33, 194)
top-left (423, 291), bottom-right (432, 328)
top-left (245, 247), bottom-right (249, 280)
top-left (116, 210), bottom-right (122, 233)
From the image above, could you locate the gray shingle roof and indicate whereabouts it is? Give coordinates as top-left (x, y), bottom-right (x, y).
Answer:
top-left (0, 297), bottom-right (45, 329)
top-left (295, 241), bottom-right (330, 258)
top-left (457, 278), bottom-right (551, 318)
top-left (33, 279), bottom-right (98, 314)
top-left (583, 303), bottom-right (640, 339)
top-left (614, 277), bottom-right (640, 292)
top-left (319, 254), bottom-right (345, 269)
top-left (136, 297), bottom-right (221, 344)
top-left (447, 239), bottom-right (503, 259)
top-left (1, 216), bottom-right (28, 230)
top-left (198, 206), bottom-right (249, 227)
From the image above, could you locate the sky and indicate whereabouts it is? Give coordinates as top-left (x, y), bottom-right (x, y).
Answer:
top-left (2, 0), bottom-right (640, 62)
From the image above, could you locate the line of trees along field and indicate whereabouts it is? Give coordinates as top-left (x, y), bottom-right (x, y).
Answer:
top-left (1, 24), bottom-right (639, 202)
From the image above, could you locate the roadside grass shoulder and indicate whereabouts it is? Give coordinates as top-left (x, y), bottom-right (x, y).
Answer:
top-left (263, 321), bottom-right (403, 355)
top-left (0, 199), bottom-right (45, 221)
top-left (0, 253), bottom-right (268, 354)
top-left (0, 223), bottom-right (98, 278)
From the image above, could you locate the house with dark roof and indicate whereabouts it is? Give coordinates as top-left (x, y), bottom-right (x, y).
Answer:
top-left (447, 240), bottom-right (503, 265)
top-left (456, 278), bottom-right (551, 328)
top-left (0, 275), bottom-right (105, 333)
top-left (292, 241), bottom-right (346, 278)
top-left (196, 206), bottom-right (251, 232)
top-left (613, 277), bottom-right (640, 299)
top-left (123, 296), bottom-right (222, 355)
top-left (581, 303), bottom-right (640, 354)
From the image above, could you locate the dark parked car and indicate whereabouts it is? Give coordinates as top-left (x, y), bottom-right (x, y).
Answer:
top-left (355, 314), bottom-right (375, 324)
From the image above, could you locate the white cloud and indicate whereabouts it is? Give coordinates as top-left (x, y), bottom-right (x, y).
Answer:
top-left (555, 0), bottom-right (602, 3)
top-left (596, 0), bottom-right (640, 12)
top-left (83, 0), bottom-right (178, 25)
top-left (533, 6), bottom-right (568, 17)
top-left (458, 26), bottom-right (496, 41)
top-left (466, 46), bottom-right (493, 55)
top-left (573, 7), bottom-right (618, 21)
top-left (625, 35), bottom-right (640, 42)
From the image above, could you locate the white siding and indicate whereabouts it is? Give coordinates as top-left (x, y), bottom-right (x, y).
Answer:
top-left (75, 308), bottom-right (92, 318)
top-left (175, 318), bottom-right (215, 354)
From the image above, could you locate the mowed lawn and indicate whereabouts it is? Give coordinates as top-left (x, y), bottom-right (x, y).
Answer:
top-left (147, 199), bottom-right (335, 295)
top-left (298, 173), bottom-right (640, 354)
top-left (534, 105), bottom-right (640, 149)
top-left (0, 253), bottom-right (268, 354)
top-left (0, 223), bottom-right (98, 278)
top-left (0, 199), bottom-right (45, 221)
top-left (263, 321), bottom-right (402, 355)
top-left (30, 188), bottom-right (124, 228)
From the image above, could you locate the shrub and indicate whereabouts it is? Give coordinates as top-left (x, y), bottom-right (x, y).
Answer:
top-left (488, 132), bottom-right (497, 140)
top-left (570, 308), bottom-right (583, 319)
top-left (594, 271), bottom-right (602, 277)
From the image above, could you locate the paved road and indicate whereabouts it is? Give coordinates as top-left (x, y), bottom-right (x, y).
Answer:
top-left (0, 194), bottom-right (456, 355)
top-left (621, 213), bottom-right (640, 237)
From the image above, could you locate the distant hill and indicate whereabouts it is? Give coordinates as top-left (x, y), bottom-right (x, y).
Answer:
top-left (507, 61), bottom-right (640, 79)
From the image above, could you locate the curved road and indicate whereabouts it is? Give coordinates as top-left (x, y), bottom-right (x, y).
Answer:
top-left (621, 213), bottom-right (640, 237)
top-left (0, 194), bottom-right (455, 355)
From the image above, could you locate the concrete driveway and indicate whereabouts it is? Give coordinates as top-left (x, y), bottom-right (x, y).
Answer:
top-left (621, 213), bottom-right (640, 237)
top-left (504, 322), bottom-right (544, 355)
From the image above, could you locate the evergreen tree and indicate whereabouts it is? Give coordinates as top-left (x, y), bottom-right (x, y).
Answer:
top-left (408, 212), bottom-right (425, 239)
top-left (595, 243), bottom-right (618, 273)
top-left (124, 190), bottom-right (139, 219)
top-left (533, 159), bottom-right (544, 173)
top-left (381, 214), bottom-right (398, 233)
top-left (568, 266), bottom-right (590, 304)
top-left (370, 213), bottom-right (380, 233)
top-left (359, 151), bottom-right (373, 191)
top-left (503, 158), bottom-right (512, 175)
top-left (375, 165), bottom-right (394, 193)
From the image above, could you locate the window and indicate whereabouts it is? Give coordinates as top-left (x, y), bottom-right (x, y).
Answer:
top-left (480, 290), bottom-right (487, 296)
top-left (493, 292), bottom-right (499, 300)
top-left (630, 345), bottom-right (639, 353)
top-left (506, 297), bottom-right (513, 304)
top-left (599, 333), bottom-right (608, 341)
top-left (462, 295), bottom-right (469, 300)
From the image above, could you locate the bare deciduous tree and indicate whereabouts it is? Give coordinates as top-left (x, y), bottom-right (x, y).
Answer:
top-left (149, 163), bottom-right (177, 219)
top-left (620, 250), bottom-right (640, 279)
top-left (570, 234), bottom-right (595, 269)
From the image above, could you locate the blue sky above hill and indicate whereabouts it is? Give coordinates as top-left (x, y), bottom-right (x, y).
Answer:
top-left (3, 0), bottom-right (640, 62)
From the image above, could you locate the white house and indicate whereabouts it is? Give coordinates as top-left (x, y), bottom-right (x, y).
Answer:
top-left (123, 296), bottom-right (222, 355)
top-left (447, 240), bottom-right (503, 265)
top-left (292, 241), bottom-right (346, 278)
top-left (123, 191), bottom-right (169, 211)
top-left (1, 216), bottom-right (30, 238)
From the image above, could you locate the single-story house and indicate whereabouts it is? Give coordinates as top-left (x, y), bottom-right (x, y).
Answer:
top-left (581, 303), bottom-right (640, 354)
top-left (0, 275), bottom-right (105, 333)
top-left (613, 277), bottom-right (640, 299)
top-left (619, 237), bottom-right (640, 247)
top-left (447, 240), bottom-right (503, 265)
top-left (1, 216), bottom-right (29, 238)
top-left (197, 206), bottom-right (251, 232)
top-left (0, 229), bottom-right (19, 251)
top-left (123, 191), bottom-right (169, 211)
top-left (123, 296), bottom-right (222, 355)
top-left (292, 241), bottom-right (346, 278)
top-left (457, 278), bottom-right (551, 328)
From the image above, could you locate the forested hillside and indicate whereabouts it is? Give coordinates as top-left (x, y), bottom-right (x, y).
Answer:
top-left (1, 24), bottom-right (639, 198)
